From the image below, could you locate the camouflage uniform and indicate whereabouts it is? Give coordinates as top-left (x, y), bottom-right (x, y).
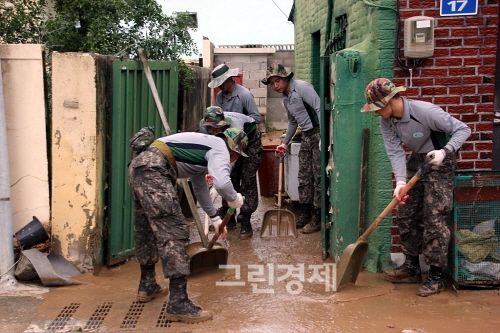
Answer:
top-left (298, 131), bottom-right (321, 208)
top-left (361, 78), bottom-right (471, 297)
top-left (262, 63), bottom-right (322, 233)
top-left (128, 147), bottom-right (190, 278)
top-left (127, 128), bottom-right (247, 321)
top-left (397, 152), bottom-right (455, 267)
top-left (230, 129), bottom-right (262, 213)
top-left (199, 106), bottom-right (262, 239)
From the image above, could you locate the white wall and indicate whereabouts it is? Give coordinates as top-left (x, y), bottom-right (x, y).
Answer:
top-left (0, 44), bottom-right (50, 234)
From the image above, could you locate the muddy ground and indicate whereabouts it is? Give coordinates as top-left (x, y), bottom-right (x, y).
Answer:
top-left (1, 135), bottom-right (500, 332)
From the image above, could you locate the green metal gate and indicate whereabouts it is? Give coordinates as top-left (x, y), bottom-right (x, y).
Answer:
top-left (107, 59), bottom-right (178, 266)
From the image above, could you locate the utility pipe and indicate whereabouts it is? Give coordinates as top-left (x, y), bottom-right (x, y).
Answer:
top-left (0, 60), bottom-right (16, 285)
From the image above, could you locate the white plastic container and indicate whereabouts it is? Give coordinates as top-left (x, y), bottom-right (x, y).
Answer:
top-left (284, 142), bottom-right (300, 201)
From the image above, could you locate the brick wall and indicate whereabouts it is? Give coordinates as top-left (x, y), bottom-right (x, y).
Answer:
top-left (394, 0), bottom-right (498, 171)
top-left (390, 0), bottom-right (498, 253)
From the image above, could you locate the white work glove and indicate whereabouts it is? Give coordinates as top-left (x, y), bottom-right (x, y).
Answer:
top-left (228, 193), bottom-right (244, 208)
top-left (427, 149), bottom-right (446, 166)
top-left (275, 143), bottom-right (287, 156)
top-left (210, 216), bottom-right (227, 239)
top-left (393, 181), bottom-right (407, 201)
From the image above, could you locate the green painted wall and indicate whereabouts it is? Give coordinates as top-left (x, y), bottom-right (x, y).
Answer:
top-left (293, 0), bottom-right (400, 271)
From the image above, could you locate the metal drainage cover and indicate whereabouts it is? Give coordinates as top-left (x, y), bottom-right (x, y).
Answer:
top-left (23, 301), bottom-right (176, 332)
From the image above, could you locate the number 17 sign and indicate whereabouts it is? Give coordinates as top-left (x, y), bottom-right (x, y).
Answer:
top-left (440, 0), bottom-right (478, 16)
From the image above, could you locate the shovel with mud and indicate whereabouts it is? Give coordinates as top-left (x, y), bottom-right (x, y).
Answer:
top-left (178, 179), bottom-right (231, 275)
top-left (260, 153), bottom-right (297, 238)
top-left (337, 158), bottom-right (432, 289)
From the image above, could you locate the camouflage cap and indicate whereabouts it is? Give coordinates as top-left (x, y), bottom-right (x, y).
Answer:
top-left (361, 78), bottom-right (407, 112)
top-left (217, 128), bottom-right (249, 158)
top-left (202, 106), bottom-right (230, 128)
top-left (261, 63), bottom-right (294, 85)
top-left (129, 126), bottom-right (155, 154)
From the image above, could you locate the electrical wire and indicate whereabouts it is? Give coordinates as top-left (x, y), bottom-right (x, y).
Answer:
top-left (395, 0), bottom-right (423, 71)
top-left (270, 0), bottom-right (290, 19)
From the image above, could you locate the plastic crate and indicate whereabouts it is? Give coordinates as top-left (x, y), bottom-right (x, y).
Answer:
top-left (450, 172), bottom-right (500, 287)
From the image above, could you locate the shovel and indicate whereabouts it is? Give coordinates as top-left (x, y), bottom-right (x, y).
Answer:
top-left (260, 154), bottom-right (297, 238)
top-left (337, 158), bottom-right (432, 289)
top-left (188, 202), bottom-right (242, 275)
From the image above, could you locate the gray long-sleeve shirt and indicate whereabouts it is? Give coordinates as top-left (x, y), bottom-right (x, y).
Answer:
top-left (380, 98), bottom-right (471, 182)
top-left (282, 79), bottom-right (321, 144)
top-left (215, 83), bottom-right (260, 123)
top-left (158, 132), bottom-right (237, 217)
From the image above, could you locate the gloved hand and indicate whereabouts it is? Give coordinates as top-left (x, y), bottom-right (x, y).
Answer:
top-left (393, 181), bottom-right (408, 202)
top-left (205, 174), bottom-right (213, 186)
top-left (228, 193), bottom-right (244, 208)
top-left (275, 143), bottom-right (287, 156)
top-left (210, 216), bottom-right (227, 239)
top-left (427, 149), bottom-right (446, 166)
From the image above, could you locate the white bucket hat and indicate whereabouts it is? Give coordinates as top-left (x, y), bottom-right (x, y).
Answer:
top-left (208, 64), bottom-right (239, 88)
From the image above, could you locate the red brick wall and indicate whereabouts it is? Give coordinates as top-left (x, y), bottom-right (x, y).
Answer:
top-left (391, 0), bottom-right (498, 252)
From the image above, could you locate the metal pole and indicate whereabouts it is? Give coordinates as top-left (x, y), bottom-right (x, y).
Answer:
top-left (0, 60), bottom-right (17, 286)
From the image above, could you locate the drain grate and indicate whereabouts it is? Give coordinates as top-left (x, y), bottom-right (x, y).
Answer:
top-left (120, 301), bottom-right (145, 329)
top-left (84, 301), bottom-right (114, 330)
top-left (156, 301), bottom-right (172, 328)
top-left (47, 302), bottom-right (81, 331)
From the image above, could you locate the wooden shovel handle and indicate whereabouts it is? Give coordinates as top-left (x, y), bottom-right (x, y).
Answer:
top-left (138, 48), bottom-right (172, 136)
top-left (207, 197), bottom-right (245, 250)
top-left (359, 159), bottom-right (431, 240)
top-left (207, 207), bottom-right (236, 250)
top-left (277, 155), bottom-right (284, 208)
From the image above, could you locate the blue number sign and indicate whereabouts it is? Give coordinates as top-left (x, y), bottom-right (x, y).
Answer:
top-left (440, 0), bottom-right (478, 16)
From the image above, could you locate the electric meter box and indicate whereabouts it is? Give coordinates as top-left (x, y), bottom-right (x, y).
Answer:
top-left (404, 16), bottom-right (435, 59)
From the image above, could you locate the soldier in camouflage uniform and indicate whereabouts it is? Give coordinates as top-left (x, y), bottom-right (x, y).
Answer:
top-left (200, 106), bottom-right (263, 239)
top-left (361, 78), bottom-right (471, 297)
top-left (261, 63), bottom-right (322, 234)
top-left (128, 128), bottom-right (248, 323)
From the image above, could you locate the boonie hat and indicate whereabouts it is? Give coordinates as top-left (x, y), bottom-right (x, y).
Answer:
top-left (208, 64), bottom-right (239, 88)
top-left (361, 78), bottom-right (407, 112)
top-left (217, 128), bottom-right (249, 158)
top-left (261, 63), bottom-right (294, 85)
top-left (202, 106), bottom-right (230, 128)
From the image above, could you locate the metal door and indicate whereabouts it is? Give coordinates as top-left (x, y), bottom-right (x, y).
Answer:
top-left (107, 59), bottom-right (178, 265)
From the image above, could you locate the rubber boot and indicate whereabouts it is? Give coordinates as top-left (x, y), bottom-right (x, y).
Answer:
top-left (136, 264), bottom-right (168, 303)
top-left (383, 255), bottom-right (422, 284)
top-left (302, 208), bottom-right (321, 234)
top-left (295, 204), bottom-right (312, 229)
top-left (239, 213), bottom-right (253, 240)
top-left (417, 266), bottom-right (445, 297)
top-left (165, 277), bottom-right (213, 323)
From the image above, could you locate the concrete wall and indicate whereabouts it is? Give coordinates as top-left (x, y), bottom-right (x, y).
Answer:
top-left (51, 52), bottom-right (108, 272)
top-left (0, 44), bottom-right (50, 235)
top-left (265, 51), bottom-right (296, 131)
top-left (206, 39), bottom-right (295, 132)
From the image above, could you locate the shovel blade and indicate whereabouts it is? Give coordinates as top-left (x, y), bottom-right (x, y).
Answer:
top-left (188, 242), bottom-right (228, 275)
top-left (336, 239), bottom-right (369, 289)
top-left (260, 209), bottom-right (297, 238)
